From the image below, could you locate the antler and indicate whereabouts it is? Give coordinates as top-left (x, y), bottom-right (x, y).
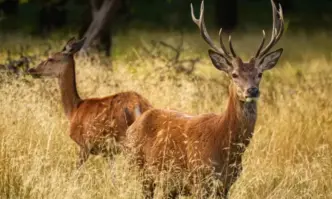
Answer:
top-left (255, 0), bottom-right (284, 59)
top-left (190, 0), bottom-right (236, 63)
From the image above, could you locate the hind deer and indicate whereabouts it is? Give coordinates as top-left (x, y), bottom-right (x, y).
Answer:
top-left (28, 37), bottom-right (152, 168)
top-left (125, 0), bottom-right (284, 198)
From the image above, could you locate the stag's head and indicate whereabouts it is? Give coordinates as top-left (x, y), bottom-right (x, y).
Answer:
top-left (28, 37), bottom-right (85, 78)
top-left (191, 0), bottom-right (284, 102)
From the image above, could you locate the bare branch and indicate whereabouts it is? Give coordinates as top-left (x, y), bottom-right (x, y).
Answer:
top-left (80, 0), bottom-right (120, 55)
top-left (139, 33), bottom-right (201, 77)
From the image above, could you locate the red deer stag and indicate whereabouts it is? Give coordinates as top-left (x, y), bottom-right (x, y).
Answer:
top-left (28, 37), bottom-right (152, 168)
top-left (125, 0), bottom-right (284, 198)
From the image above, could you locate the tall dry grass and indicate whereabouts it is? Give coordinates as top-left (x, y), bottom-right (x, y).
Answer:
top-left (0, 30), bottom-right (332, 199)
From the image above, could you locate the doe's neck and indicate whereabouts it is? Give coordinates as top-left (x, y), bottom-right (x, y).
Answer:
top-left (57, 57), bottom-right (82, 119)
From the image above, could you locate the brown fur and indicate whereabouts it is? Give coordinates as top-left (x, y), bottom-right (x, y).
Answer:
top-left (125, 83), bottom-right (256, 198)
top-left (28, 37), bottom-right (153, 167)
top-left (70, 91), bottom-right (152, 166)
top-left (124, 1), bottom-right (284, 197)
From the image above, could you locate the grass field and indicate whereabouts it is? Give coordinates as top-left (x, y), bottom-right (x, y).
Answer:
top-left (0, 29), bottom-right (332, 199)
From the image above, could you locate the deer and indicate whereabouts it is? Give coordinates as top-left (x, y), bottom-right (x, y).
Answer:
top-left (28, 37), bottom-right (153, 168)
top-left (124, 0), bottom-right (284, 198)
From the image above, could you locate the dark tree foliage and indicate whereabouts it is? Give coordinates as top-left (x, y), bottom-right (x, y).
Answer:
top-left (274, 0), bottom-right (293, 12)
top-left (0, 0), bottom-right (19, 16)
top-left (38, 0), bottom-right (68, 35)
top-left (215, 0), bottom-right (238, 33)
top-left (2, 0), bottom-right (332, 59)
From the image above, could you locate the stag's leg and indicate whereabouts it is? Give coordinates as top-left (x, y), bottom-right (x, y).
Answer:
top-left (211, 176), bottom-right (229, 199)
top-left (223, 164), bottom-right (243, 199)
top-left (161, 180), bottom-right (180, 199)
top-left (161, 174), bottom-right (181, 199)
top-left (189, 168), bottom-right (212, 199)
top-left (142, 177), bottom-right (155, 199)
top-left (166, 189), bottom-right (179, 199)
top-left (106, 156), bottom-right (118, 185)
top-left (222, 189), bottom-right (230, 199)
top-left (215, 164), bottom-right (243, 199)
top-left (76, 147), bottom-right (89, 168)
top-left (142, 170), bottom-right (156, 199)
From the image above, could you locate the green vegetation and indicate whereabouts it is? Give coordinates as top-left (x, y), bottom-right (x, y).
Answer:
top-left (0, 29), bottom-right (332, 198)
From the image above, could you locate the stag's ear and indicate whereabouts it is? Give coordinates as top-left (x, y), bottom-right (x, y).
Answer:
top-left (208, 49), bottom-right (231, 73)
top-left (259, 48), bottom-right (283, 71)
top-left (62, 37), bottom-right (86, 55)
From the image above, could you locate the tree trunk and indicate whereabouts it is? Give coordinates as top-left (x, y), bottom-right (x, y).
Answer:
top-left (215, 0), bottom-right (238, 33)
top-left (79, 0), bottom-right (121, 57)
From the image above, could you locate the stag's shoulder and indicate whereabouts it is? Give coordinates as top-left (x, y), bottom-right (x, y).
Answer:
top-left (140, 108), bottom-right (194, 121)
top-left (184, 113), bottom-right (220, 132)
top-left (128, 108), bottom-right (176, 130)
top-left (126, 108), bottom-right (187, 144)
top-left (106, 91), bottom-right (149, 101)
top-left (127, 109), bottom-right (192, 141)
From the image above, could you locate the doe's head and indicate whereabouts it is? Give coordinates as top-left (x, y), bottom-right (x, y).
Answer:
top-left (28, 37), bottom-right (85, 78)
top-left (191, 0), bottom-right (284, 102)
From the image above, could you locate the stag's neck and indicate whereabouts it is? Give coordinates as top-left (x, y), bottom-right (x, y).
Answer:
top-left (222, 83), bottom-right (257, 147)
top-left (58, 58), bottom-right (82, 119)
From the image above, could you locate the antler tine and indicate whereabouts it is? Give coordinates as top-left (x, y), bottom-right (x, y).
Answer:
top-left (272, 4), bottom-right (284, 44)
top-left (256, 0), bottom-right (284, 58)
top-left (218, 28), bottom-right (232, 59)
top-left (228, 35), bottom-right (237, 58)
top-left (191, 1), bottom-right (232, 59)
top-left (255, 30), bottom-right (266, 58)
top-left (190, 3), bottom-right (200, 26)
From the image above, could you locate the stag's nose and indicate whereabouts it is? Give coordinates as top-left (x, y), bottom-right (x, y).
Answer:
top-left (247, 87), bottom-right (260, 98)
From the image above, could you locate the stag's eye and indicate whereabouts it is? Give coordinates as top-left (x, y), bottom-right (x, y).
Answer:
top-left (258, 73), bottom-right (263, 78)
top-left (232, 73), bottom-right (239, 78)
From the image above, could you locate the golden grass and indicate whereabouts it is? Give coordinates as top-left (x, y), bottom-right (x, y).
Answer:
top-left (0, 30), bottom-right (332, 198)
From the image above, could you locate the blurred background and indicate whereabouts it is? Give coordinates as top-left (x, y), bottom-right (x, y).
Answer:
top-left (1, 1), bottom-right (332, 199)
top-left (0, 0), bottom-right (332, 59)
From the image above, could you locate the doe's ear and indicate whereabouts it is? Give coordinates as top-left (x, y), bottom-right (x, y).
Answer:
top-left (208, 49), bottom-right (231, 73)
top-left (62, 37), bottom-right (75, 52)
top-left (62, 37), bottom-right (86, 55)
top-left (259, 48), bottom-right (283, 71)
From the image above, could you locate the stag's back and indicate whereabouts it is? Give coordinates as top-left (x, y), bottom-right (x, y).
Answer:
top-left (125, 108), bottom-right (226, 171)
